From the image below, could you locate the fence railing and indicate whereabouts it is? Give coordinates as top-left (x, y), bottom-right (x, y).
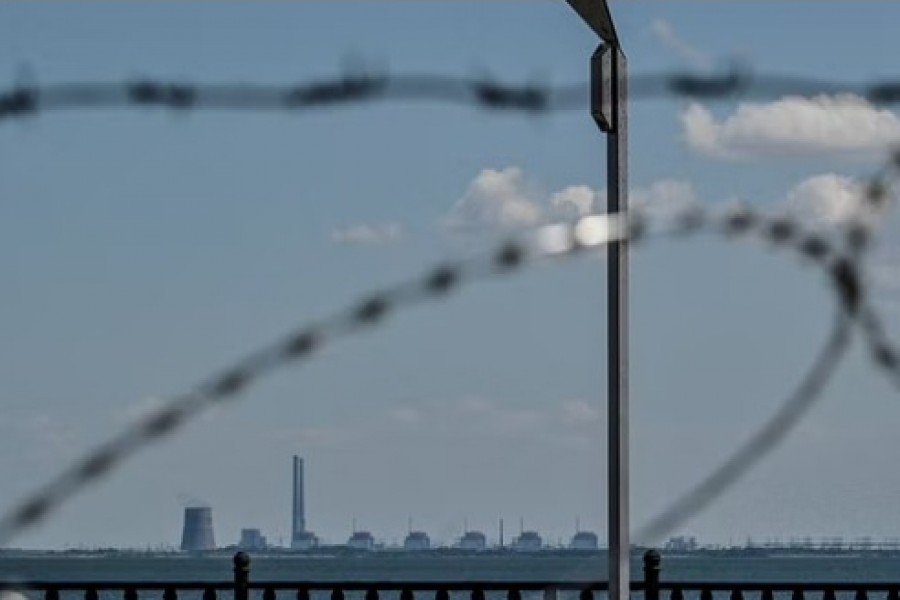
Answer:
top-left (4, 551), bottom-right (900, 600)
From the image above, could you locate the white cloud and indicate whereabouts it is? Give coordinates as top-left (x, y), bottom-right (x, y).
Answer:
top-left (786, 173), bottom-right (866, 226)
top-left (682, 95), bottom-right (900, 159)
top-left (631, 179), bottom-right (698, 221)
top-left (446, 167), bottom-right (702, 235)
top-left (330, 222), bottom-right (404, 244)
top-left (549, 185), bottom-right (598, 218)
top-left (650, 18), bottom-right (712, 70)
top-left (444, 167), bottom-right (543, 230)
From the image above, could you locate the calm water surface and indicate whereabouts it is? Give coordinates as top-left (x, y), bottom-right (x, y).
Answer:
top-left (2, 553), bottom-right (900, 581)
top-left (2, 554), bottom-right (900, 600)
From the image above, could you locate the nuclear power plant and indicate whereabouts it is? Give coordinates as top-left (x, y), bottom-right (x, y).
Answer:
top-left (180, 506), bottom-right (216, 551)
top-left (176, 456), bottom-right (599, 552)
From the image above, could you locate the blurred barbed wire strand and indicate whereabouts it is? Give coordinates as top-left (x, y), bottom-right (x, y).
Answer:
top-left (2, 67), bottom-right (900, 121)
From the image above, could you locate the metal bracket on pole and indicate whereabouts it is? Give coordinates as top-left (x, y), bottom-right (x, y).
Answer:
top-left (591, 44), bottom-right (614, 133)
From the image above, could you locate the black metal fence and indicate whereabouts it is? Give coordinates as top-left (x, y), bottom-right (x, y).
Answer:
top-left (4, 552), bottom-right (900, 600)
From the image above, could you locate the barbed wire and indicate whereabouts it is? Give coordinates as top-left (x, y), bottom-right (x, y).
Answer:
top-left (3, 61), bottom-right (900, 548)
top-left (2, 67), bottom-right (900, 122)
top-left (0, 153), bottom-right (895, 544)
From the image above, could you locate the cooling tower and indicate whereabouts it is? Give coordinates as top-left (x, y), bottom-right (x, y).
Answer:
top-left (181, 506), bottom-right (216, 551)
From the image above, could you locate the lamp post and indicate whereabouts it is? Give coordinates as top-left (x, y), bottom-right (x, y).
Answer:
top-left (564, 3), bottom-right (629, 600)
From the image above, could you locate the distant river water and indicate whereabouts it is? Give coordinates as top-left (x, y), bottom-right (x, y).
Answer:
top-left (2, 553), bottom-right (900, 582)
top-left (2, 554), bottom-right (900, 600)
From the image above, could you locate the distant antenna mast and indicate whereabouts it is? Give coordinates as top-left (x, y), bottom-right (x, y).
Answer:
top-left (520, 517), bottom-right (524, 535)
top-left (500, 518), bottom-right (504, 548)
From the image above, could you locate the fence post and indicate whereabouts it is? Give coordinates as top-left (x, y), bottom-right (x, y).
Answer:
top-left (234, 551), bottom-right (251, 600)
top-left (644, 549), bottom-right (661, 600)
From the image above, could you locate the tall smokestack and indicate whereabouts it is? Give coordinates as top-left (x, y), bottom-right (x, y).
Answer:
top-left (292, 456), bottom-right (305, 541)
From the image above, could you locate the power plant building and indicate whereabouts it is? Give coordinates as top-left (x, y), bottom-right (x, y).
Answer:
top-left (293, 530), bottom-right (319, 551)
top-left (403, 531), bottom-right (431, 551)
top-left (459, 530), bottom-right (486, 551)
top-left (570, 531), bottom-right (599, 550)
top-left (513, 531), bottom-right (543, 552)
top-left (348, 530), bottom-right (375, 550)
top-left (664, 536), bottom-right (698, 553)
top-left (239, 528), bottom-right (267, 550)
top-left (180, 506), bottom-right (216, 552)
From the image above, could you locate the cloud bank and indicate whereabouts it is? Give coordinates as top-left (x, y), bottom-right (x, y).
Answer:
top-left (786, 174), bottom-right (865, 226)
top-left (445, 167), bottom-right (880, 246)
top-left (630, 179), bottom-right (699, 220)
top-left (446, 167), bottom-right (698, 231)
top-left (682, 95), bottom-right (900, 159)
top-left (444, 167), bottom-right (543, 230)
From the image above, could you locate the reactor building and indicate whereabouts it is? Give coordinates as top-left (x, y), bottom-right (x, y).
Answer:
top-left (180, 506), bottom-right (216, 551)
top-left (403, 530), bottom-right (431, 551)
top-left (570, 530), bottom-right (599, 550)
top-left (459, 530), bottom-right (487, 551)
top-left (512, 530), bottom-right (543, 552)
top-left (239, 528), bottom-right (268, 550)
top-left (291, 456), bottom-right (319, 550)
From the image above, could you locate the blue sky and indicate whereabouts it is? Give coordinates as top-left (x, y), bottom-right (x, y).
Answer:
top-left (1, 1), bottom-right (900, 550)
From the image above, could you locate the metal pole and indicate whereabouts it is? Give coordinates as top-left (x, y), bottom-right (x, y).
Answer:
top-left (563, 4), bottom-right (628, 599)
top-left (605, 43), bottom-right (629, 600)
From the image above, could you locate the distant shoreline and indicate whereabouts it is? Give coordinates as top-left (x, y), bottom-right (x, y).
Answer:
top-left (3, 547), bottom-right (900, 559)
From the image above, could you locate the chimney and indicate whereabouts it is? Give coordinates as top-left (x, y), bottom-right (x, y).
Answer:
top-left (292, 456), bottom-right (305, 543)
